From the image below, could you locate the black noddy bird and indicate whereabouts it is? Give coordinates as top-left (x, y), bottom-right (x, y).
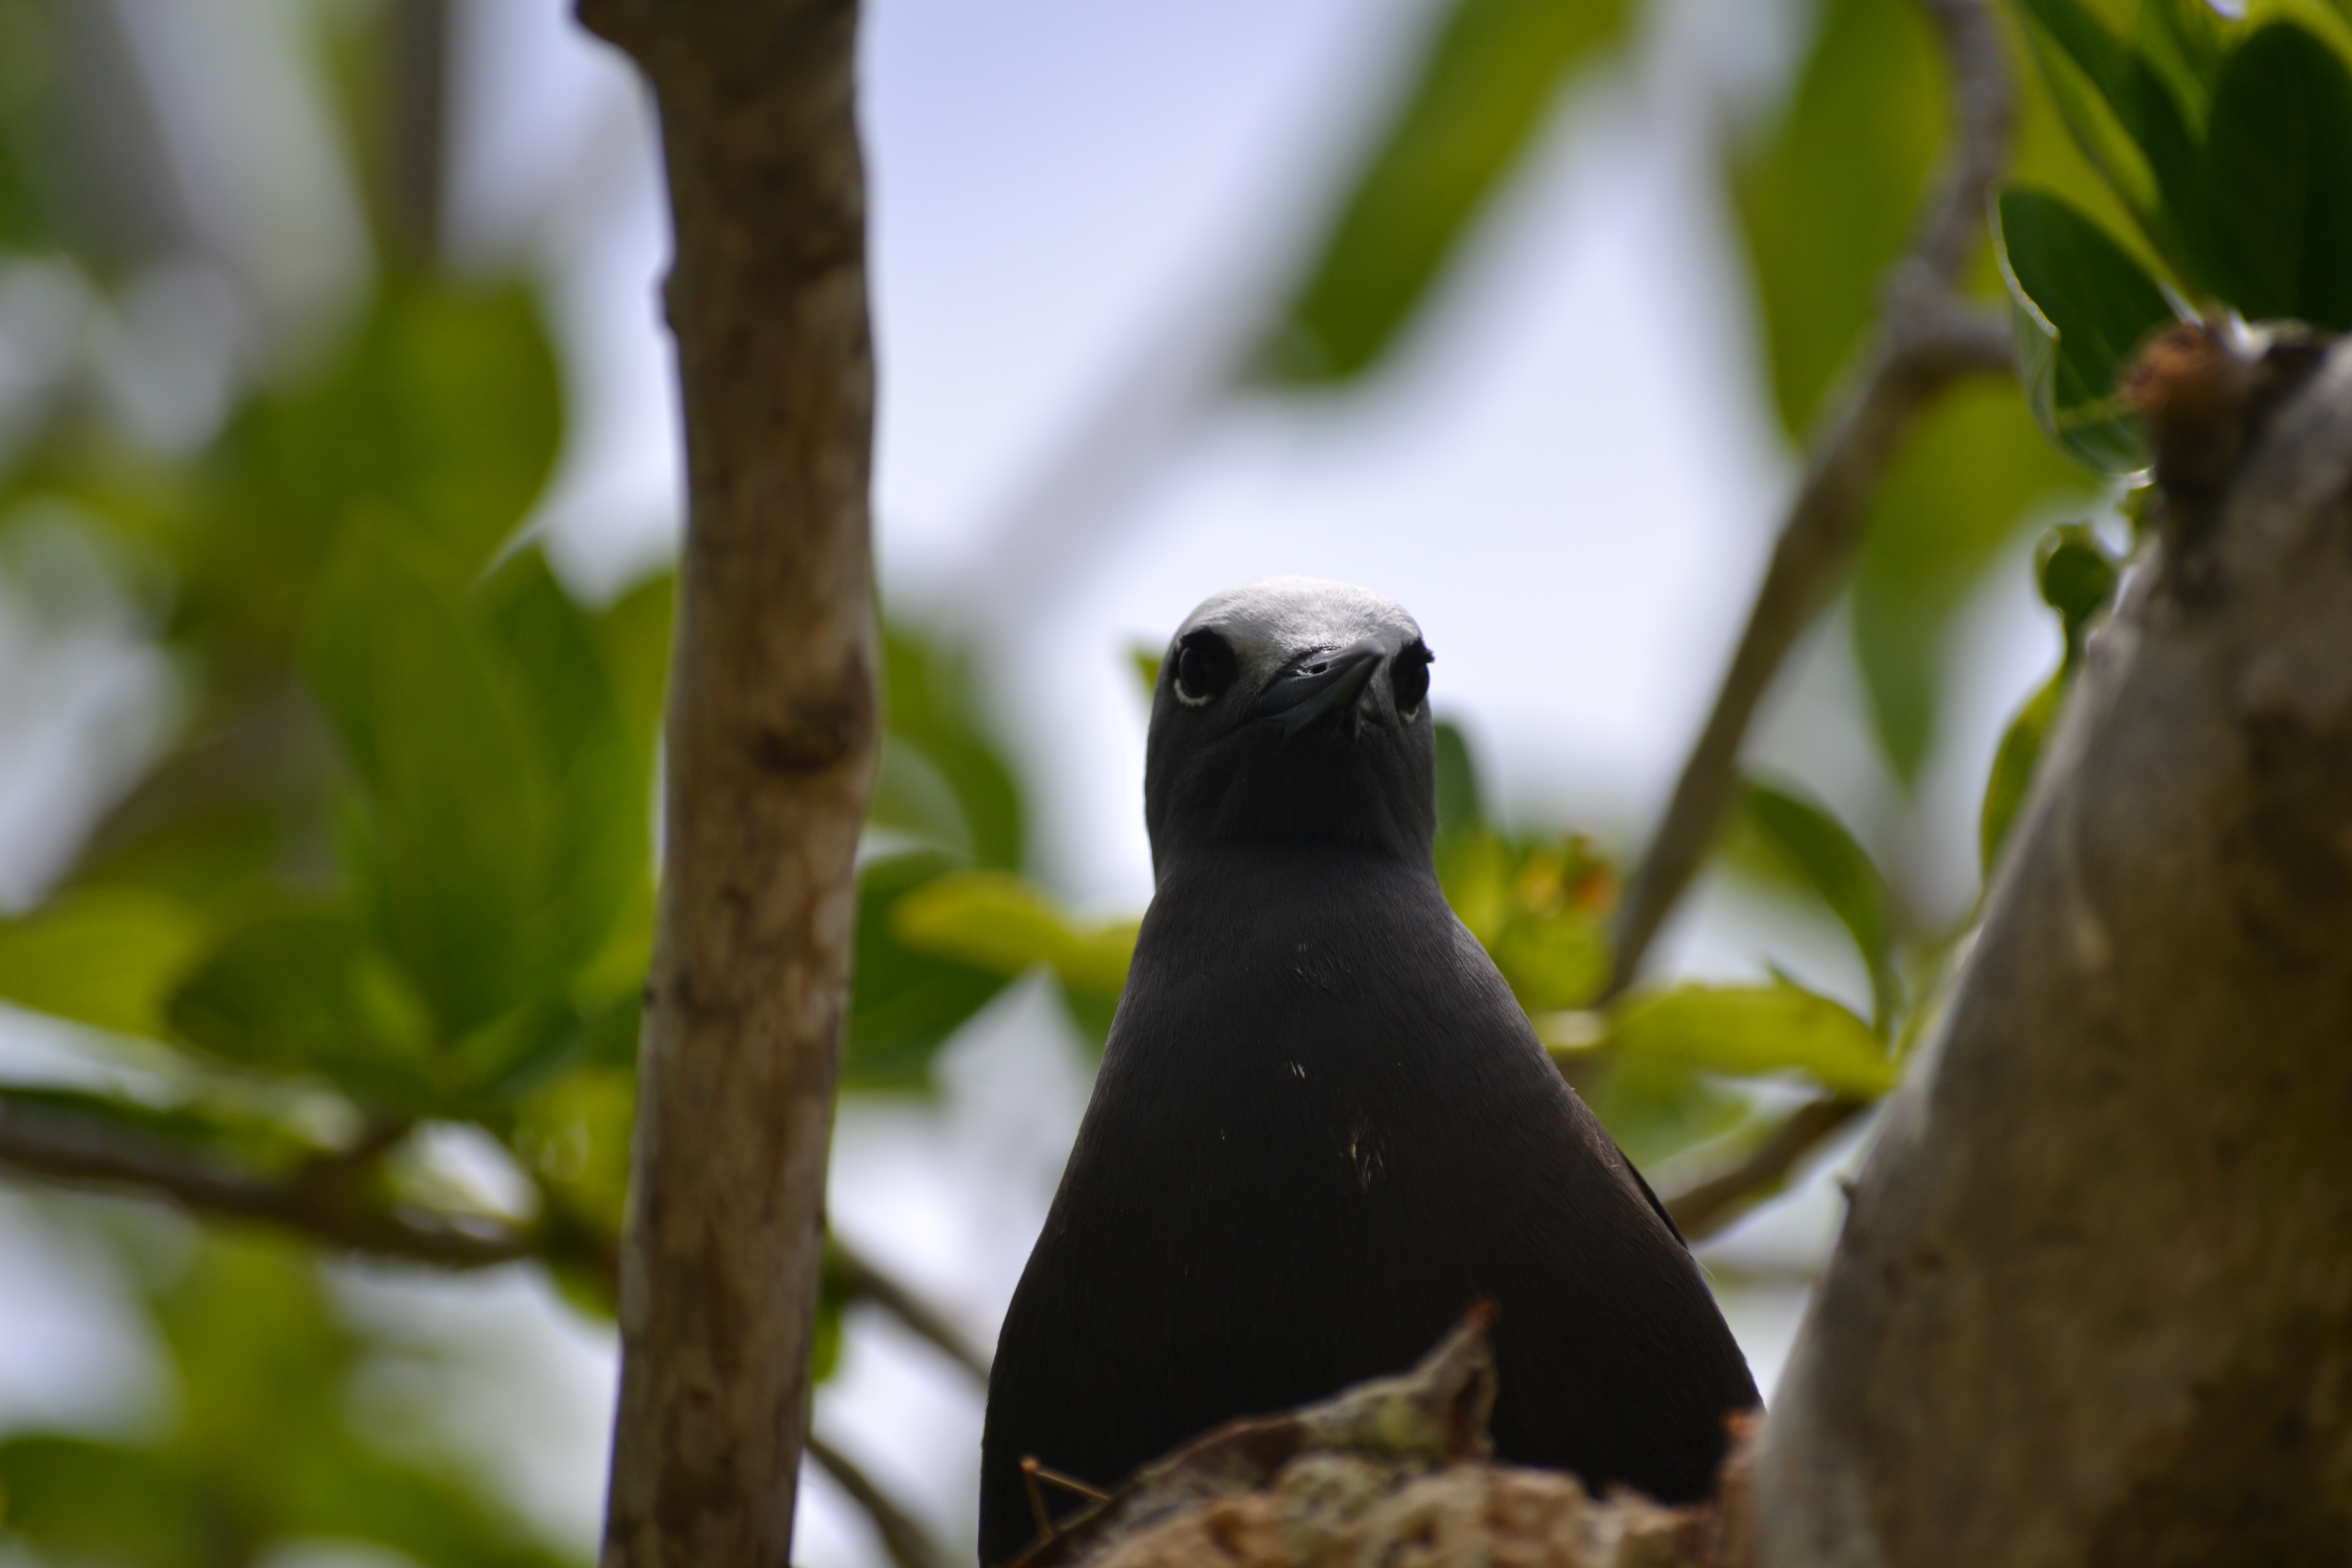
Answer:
top-left (977, 578), bottom-right (1757, 1563)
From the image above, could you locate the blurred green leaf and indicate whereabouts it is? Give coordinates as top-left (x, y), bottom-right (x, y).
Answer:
top-left (0, 1232), bottom-right (577, 1568)
top-left (0, 0), bottom-right (68, 251)
top-left (1733, 0), bottom-right (1946, 435)
top-left (892, 870), bottom-right (1138, 1000)
top-left (1604, 981), bottom-right (1897, 1096)
top-left (2012, 0), bottom-right (2203, 253)
top-left (477, 551), bottom-right (648, 989)
top-left (843, 852), bottom-right (1013, 1090)
top-left (1980, 669), bottom-right (2065, 875)
top-left (168, 284), bottom-right (560, 701)
top-left (1851, 381), bottom-right (2088, 781)
top-left (0, 1438), bottom-right (207, 1568)
top-left (165, 908), bottom-right (436, 1103)
top-left (1130, 644), bottom-right (1163, 708)
top-left (882, 624), bottom-right (1023, 871)
top-left (306, 518), bottom-right (544, 1032)
top-left (1267, 0), bottom-right (1633, 382)
top-left (593, 568), bottom-right (676, 760)
top-left (1740, 780), bottom-right (1901, 1032)
top-left (306, 525), bottom-right (644, 1041)
top-left (1584, 1055), bottom-right (1750, 1171)
top-left (1978, 522), bottom-right (2118, 873)
top-left (1432, 718), bottom-right (1484, 837)
top-left (2037, 519), bottom-right (2121, 652)
top-left (514, 1062), bottom-right (635, 1240)
top-left (869, 737), bottom-right (979, 860)
top-left (1491, 908), bottom-right (1610, 1012)
top-left (0, 888), bottom-right (205, 1037)
top-left (1996, 185), bottom-right (2179, 471)
top-left (1435, 822), bottom-right (1615, 1011)
top-left (2202, 21), bottom-right (2352, 328)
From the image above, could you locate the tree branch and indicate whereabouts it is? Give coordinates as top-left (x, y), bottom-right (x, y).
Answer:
top-left (572, 4), bottom-right (879, 1565)
top-left (0, 1092), bottom-right (531, 1268)
top-left (1757, 331), bottom-right (2352, 1564)
top-left (0, 1088), bottom-right (992, 1419)
top-left (1607, 0), bottom-right (2017, 995)
top-left (805, 1435), bottom-right (957, 1568)
top-left (829, 1237), bottom-right (991, 1383)
top-left (1665, 1096), bottom-right (1870, 1243)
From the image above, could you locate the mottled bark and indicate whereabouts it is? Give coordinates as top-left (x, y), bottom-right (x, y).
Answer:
top-left (1757, 333), bottom-right (2352, 1565)
top-left (575, 5), bottom-right (877, 1568)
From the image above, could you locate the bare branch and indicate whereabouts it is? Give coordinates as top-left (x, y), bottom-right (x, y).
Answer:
top-left (0, 1092), bottom-right (532, 1268)
top-left (573, 3), bottom-right (880, 1565)
top-left (1666, 1097), bottom-right (1870, 1243)
top-left (1607, 0), bottom-right (2017, 995)
top-left (805, 1435), bottom-right (957, 1568)
top-left (0, 1086), bottom-right (997, 1411)
top-left (830, 1237), bottom-right (991, 1384)
top-left (1758, 333), bottom-right (2352, 1566)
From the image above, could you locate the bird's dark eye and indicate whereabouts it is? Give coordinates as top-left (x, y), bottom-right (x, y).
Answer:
top-left (1172, 630), bottom-right (1237, 706)
top-left (1390, 640), bottom-right (1432, 717)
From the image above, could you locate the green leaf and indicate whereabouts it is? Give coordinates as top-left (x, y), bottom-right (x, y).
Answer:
top-left (1129, 644), bottom-right (1163, 708)
top-left (1435, 823), bottom-right (1616, 1011)
top-left (1432, 718), bottom-right (1484, 836)
top-left (1979, 522), bottom-right (2117, 875)
top-left (891, 870), bottom-right (1138, 1000)
top-left (2201, 21), bottom-right (2352, 328)
top-left (2008, 0), bottom-right (2231, 282)
top-left (1265, 0), bottom-right (1633, 383)
top-left (306, 518), bottom-right (544, 1032)
top-left (883, 624), bottom-right (1024, 871)
top-left (2014, 0), bottom-right (2179, 238)
top-left (165, 909), bottom-right (438, 1104)
top-left (1850, 381), bottom-right (2088, 781)
top-left (1604, 981), bottom-right (1897, 1097)
top-left (1491, 911), bottom-right (1610, 1012)
top-left (1996, 186), bottom-right (2180, 472)
top-left (1980, 669), bottom-right (2067, 875)
top-left (593, 568), bottom-right (676, 758)
top-left (1733, 0), bottom-right (1946, 434)
top-left (1740, 781), bottom-right (1901, 1032)
top-left (174, 283), bottom-right (561, 698)
top-left (843, 853), bottom-right (1013, 1090)
top-left (2036, 520), bottom-right (2121, 655)
top-left (1584, 1056), bottom-right (1749, 1171)
top-left (476, 551), bottom-right (648, 985)
top-left (0, 888), bottom-right (206, 1037)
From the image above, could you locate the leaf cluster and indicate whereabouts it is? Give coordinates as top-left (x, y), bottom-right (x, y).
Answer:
top-left (1998, 0), bottom-right (2352, 472)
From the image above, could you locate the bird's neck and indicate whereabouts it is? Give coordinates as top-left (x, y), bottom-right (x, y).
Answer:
top-left (1152, 840), bottom-right (1440, 901)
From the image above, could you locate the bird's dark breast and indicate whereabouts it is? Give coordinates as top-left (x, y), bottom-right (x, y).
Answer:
top-left (978, 847), bottom-right (1756, 1563)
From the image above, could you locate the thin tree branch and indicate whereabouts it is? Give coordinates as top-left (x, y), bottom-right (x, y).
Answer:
top-left (567, 6), bottom-right (879, 1562)
top-left (0, 1092), bottom-right (532, 1268)
top-left (829, 1237), bottom-right (991, 1384)
top-left (805, 1435), bottom-right (957, 1568)
top-left (1665, 1096), bottom-right (1871, 1242)
top-left (1607, 0), bottom-right (2017, 996)
top-left (0, 1087), bottom-right (992, 1407)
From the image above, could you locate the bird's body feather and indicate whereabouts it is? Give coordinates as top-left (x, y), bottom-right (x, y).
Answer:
top-left (977, 581), bottom-right (1756, 1563)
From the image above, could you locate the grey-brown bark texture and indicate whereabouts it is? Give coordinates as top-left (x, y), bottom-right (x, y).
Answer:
top-left (575, 4), bottom-right (877, 1568)
top-left (1758, 330), bottom-right (2352, 1565)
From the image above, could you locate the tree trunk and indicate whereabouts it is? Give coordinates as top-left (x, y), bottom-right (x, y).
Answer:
top-left (1757, 333), bottom-right (2352, 1564)
top-left (575, 5), bottom-right (876, 1568)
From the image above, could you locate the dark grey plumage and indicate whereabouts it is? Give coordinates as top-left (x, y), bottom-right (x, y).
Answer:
top-left (977, 578), bottom-right (1757, 1564)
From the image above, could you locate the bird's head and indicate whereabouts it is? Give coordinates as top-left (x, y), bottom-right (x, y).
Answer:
top-left (1143, 576), bottom-right (1437, 877)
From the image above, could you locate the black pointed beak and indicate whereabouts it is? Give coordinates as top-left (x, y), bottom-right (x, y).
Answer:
top-left (1248, 640), bottom-right (1386, 737)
